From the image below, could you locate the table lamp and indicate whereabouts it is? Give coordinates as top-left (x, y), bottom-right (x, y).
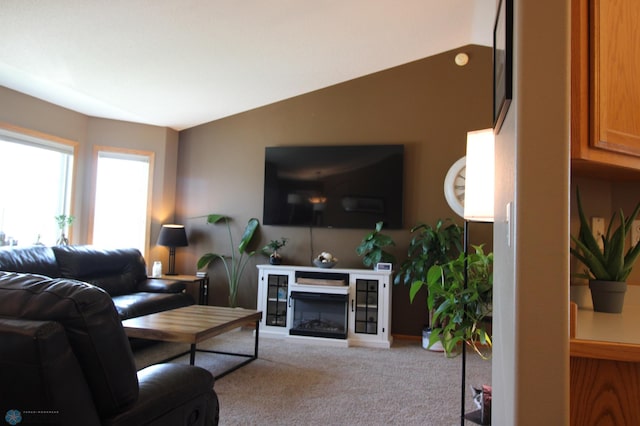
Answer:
top-left (157, 224), bottom-right (189, 275)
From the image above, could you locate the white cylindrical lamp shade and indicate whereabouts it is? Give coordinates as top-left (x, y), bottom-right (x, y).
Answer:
top-left (463, 129), bottom-right (495, 222)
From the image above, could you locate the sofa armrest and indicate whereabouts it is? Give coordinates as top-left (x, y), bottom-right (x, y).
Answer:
top-left (103, 364), bottom-right (219, 426)
top-left (137, 278), bottom-right (186, 293)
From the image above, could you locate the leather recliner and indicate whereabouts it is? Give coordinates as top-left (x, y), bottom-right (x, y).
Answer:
top-left (0, 271), bottom-right (220, 425)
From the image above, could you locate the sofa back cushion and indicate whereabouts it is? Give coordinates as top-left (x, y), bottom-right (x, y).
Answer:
top-left (0, 245), bottom-right (60, 277)
top-left (53, 246), bottom-right (148, 296)
top-left (0, 272), bottom-right (139, 417)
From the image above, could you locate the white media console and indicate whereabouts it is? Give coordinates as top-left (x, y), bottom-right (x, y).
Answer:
top-left (256, 264), bottom-right (392, 348)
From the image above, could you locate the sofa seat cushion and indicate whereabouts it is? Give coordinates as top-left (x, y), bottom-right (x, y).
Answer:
top-left (112, 292), bottom-right (194, 320)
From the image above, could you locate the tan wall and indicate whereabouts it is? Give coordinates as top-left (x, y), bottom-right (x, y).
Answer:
top-left (176, 44), bottom-right (494, 335)
top-left (0, 86), bottom-right (179, 260)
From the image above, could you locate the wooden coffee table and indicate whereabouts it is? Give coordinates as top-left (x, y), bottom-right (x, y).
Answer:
top-left (122, 305), bottom-right (262, 379)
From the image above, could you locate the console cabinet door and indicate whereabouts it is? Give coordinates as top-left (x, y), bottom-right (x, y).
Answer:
top-left (348, 273), bottom-right (391, 347)
top-left (572, 0), bottom-right (640, 175)
top-left (257, 269), bottom-right (292, 335)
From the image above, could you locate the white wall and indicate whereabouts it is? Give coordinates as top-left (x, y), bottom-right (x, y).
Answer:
top-left (492, 0), bottom-right (570, 424)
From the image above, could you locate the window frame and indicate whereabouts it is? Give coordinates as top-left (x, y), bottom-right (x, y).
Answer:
top-left (89, 145), bottom-right (155, 259)
top-left (0, 122), bottom-right (78, 244)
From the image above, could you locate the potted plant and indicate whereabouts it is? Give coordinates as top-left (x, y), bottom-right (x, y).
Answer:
top-left (393, 218), bottom-right (463, 350)
top-left (54, 214), bottom-right (75, 246)
top-left (355, 221), bottom-right (396, 268)
top-left (197, 214), bottom-right (260, 308)
top-left (421, 245), bottom-right (493, 359)
top-left (261, 238), bottom-right (288, 265)
top-left (570, 188), bottom-right (640, 313)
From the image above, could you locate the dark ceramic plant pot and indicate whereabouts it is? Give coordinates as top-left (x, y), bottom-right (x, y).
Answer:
top-left (269, 254), bottom-right (282, 265)
top-left (589, 280), bottom-right (627, 313)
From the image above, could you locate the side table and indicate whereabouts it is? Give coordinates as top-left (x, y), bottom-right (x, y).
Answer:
top-left (152, 274), bottom-right (209, 305)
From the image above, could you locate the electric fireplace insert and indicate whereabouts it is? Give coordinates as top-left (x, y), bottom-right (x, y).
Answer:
top-left (289, 291), bottom-right (348, 339)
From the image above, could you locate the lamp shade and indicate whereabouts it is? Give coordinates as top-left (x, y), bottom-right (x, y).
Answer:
top-left (463, 129), bottom-right (495, 222)
top-left (157, 224), bottom-right (189, 247)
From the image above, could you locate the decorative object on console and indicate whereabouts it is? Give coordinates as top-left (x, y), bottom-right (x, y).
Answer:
top-left (197, 214), bottom-right (260, 307)
top-left (261, 238), bottom-right (288, 265)
top-left (355, 221), bottom-right (396, 269)
top-left (570, 187), bottom-right (640, 313)
top-left (313, 252), bottom-right (338, 268)
top-left (54, 214), bottom-right (75, 246)
top-left (375, 262), bottom-right (392, 271)
top-left (157, 224), bottom-right (189, 275)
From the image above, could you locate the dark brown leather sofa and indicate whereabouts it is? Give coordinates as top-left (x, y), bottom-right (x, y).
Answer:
top-left (0, 271), bottom-right (219, 425)
top-left (0, 245), bottom-right (194, 320)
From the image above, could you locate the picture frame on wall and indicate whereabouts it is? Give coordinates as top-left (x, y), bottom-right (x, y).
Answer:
top-left (493, 0), bottom-right (513, 134)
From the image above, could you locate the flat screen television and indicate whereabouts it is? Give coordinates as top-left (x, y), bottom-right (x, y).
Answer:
top-left (263, 145), bottom-right (404, 229)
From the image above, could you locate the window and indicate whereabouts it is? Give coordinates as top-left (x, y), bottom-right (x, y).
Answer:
top-left (91, 148), bottom-right (153, 257)
top-left (0, 127), bottom-right (75, 246)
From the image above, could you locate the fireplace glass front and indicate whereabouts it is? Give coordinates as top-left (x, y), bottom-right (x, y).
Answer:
top-left (289, 291), bottom-right (348, 339)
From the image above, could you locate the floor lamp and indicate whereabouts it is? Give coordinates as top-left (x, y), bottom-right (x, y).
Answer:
top-left (461, 128), bottom-right (495, 425)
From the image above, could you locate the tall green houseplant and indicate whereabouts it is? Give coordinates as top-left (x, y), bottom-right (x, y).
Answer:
top-left (197, 214), bottom-right (260, 307)
top-left (394, 219), bottom-right (463, 350)
top-left (422, 245), bottom-right (493, 359)
top-left (394, 219), bottom-right (463, 291)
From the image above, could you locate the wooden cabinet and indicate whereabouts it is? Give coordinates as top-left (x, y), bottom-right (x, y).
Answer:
top-left (570, 353), bottom-right (640, 425)
top-left (256, 264), bottom-right (392, 348)
top-left (570, 301), bottom-right (640, 425)
top-left (572, 0), bottom-right (640, 176)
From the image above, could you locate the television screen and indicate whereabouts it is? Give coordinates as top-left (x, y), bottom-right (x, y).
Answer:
top-left (263, 145), bottom-right (404, 229)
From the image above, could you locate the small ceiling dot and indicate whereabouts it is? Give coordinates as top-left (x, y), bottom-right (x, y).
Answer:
top-left (455, 53), bottom-right (469, 66)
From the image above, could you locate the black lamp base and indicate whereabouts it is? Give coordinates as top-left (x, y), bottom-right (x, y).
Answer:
top-left (166, 248), bottom-right (178, 276)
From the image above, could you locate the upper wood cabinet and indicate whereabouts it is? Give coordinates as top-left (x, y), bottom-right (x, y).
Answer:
top-left (572, 0), bottom-right (640, 177)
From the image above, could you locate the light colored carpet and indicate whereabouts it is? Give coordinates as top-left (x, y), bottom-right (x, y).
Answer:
top-left (133, 330), bottom-right (491, 426)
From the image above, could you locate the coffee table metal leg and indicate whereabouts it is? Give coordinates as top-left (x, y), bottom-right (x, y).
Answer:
top-left (153, 320), bottom-right (261, 378)
top-left (254, 319), bottom-right (259, 358)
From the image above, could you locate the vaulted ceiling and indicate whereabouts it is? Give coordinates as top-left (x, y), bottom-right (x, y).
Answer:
top-left (0, 1), bottom-right (494, 130)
